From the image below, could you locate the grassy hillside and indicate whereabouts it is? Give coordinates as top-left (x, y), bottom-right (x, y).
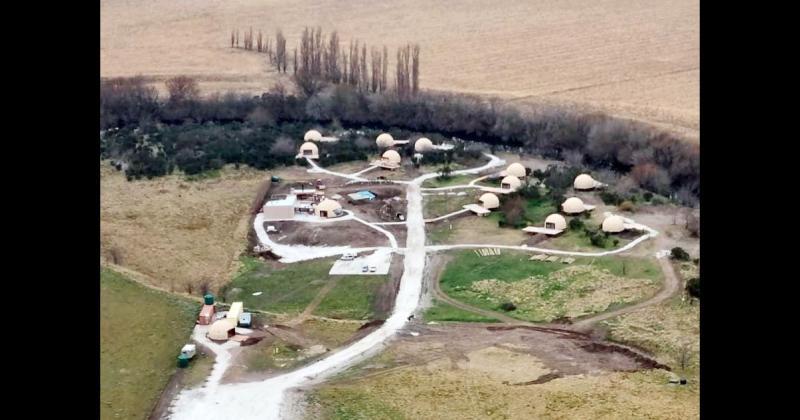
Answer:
top-left (100, 269), bottom-right (198, 420)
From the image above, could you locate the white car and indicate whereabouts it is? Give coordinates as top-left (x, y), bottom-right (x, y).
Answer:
top-left (369, 266), bottom-right (377, 273)
top-left (341, 253), bottom-right (356, 261)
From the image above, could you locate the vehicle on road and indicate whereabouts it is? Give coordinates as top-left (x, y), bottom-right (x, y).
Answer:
top-left (341, 252), bottom-right (356, 261)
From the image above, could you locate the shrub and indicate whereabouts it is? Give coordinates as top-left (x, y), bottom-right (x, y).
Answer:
top-left (671, 247), bottom-right (691, 261)
top-left (643, 192), bottom-right (653, 201)
top-left (599, 190), bottom-right (623, 205)
top-left (589, 232), bottom-right (607, 248)
top-left (568, 218), bottom-right (584, 231)
top-left (686, 277), bottom-right (700, 299)
top-left (618, 201), bottom-right (636, 212)
top-left (499, 302), bottom-right (517, 311)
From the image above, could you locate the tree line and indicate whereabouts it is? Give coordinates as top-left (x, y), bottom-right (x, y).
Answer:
top-left (231, 26), bottom-right (418, 97)
top-left (99, 76), bottom-right (699, 206)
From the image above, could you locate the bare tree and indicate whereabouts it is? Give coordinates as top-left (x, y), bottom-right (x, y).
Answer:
top-left (327, 31), bottom-right (341, 83)
top-left (360, 43), bottom-right (368, 91)
top-left (231, 30), bottom-right (235, 48)
top-left (165, 76), bottom-right (200, 103)
top-left (370, 47), bottom-right (381, 92)
top-left (411, 43), bottom-right (420, 95)
top-left (257, 31), bottom-right (263, 52)
top-left (381, 45), bottom-right (389, 92)
top-left (275, 29), bottom-right (287, 73)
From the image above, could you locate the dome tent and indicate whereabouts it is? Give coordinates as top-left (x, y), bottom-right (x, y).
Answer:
top-left (414, 137), bottom-right (434, 152)
top-left (315, 198), bottom-right (343, 218)
top-left (382, 150), bottom-right (402, 164)
top-left (304, 129), bottom-right (322, 141)
top-left (479, 193), bottom-right (500, 209)
top-left (562, 197), bottom-right (588, 214)
top-left (376, 133), bottom-right (395, 148)
top-left (602, 215), bottom-right (626, 233)
top-left (544, 214), bottom-right (567, 231)
top-left (574, 174), bottom-right (602, 190)
top-left (501, 175), bottom-right (521, 191)
top-left (208, 318), bottom-right (237, 341)
top-left (299, 142), bottom-right (319, 159)
top-left (505, 163), bottom-right (527, 178)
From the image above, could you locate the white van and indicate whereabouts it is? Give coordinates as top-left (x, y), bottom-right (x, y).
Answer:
top-left (341, 252), bottom-right (357, 261)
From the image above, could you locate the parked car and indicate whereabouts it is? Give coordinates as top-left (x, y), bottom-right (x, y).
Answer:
top-left (369, 266), bottom-right (377, 273)
top-left (341, 253), bottom-right (356, 261)
top-left (362, 265), bottom-right (369, 272)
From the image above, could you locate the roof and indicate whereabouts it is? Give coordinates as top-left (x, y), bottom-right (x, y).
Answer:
top-left (544, 213), bottom-right (567, 230)
top-left (376, 133), bottom-right (394, 147)
top-left (300, 142), bottom-right (319, 152)
top-left (562, 197), bottom-right (586, 214)
top-left (348, 191), bottom-right (376, 201)
top-left (304, 130), bottom-right (322, 141)
top-left (264, 194), bottom-right (297, 207)
top-left (602, 215), bottom-right (626, 232)
top-left (479, 193), bottom-right (500, 209)
top-left (522, 226), bottom-right (563, 235)
top-left (316, 198), bottom-right (342, 212)
top-left (238, 312), bottom-right (252, 322)
top-left (574, 174), bottom-right (598, 190)
top-left (415, 137), bottom-right (433, 152)
top-left (505, 163), bottom-right (527, 178)
top-left (199, 304), bottom-right (215, 317)
top-left (463, 204), bottom-right (491, 215)
top-left (501, 175), bottom-right (521, 189)
top-left (208, 318), bottom-right (237, 340)
top-left (226, 302), bottom-right (244, 320)
top-left (382, 150), bottom-right (402, 163)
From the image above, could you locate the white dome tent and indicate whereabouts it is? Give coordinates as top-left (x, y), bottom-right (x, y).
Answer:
top-left (414, 137), bottom-right (434, 152)
top-left (573, 174), bottom-right (604, 190)
top-left (376, 133), bottom-right (395, 148)
top-left (602, 215), bottom-right (626, 233)
top-left (315, 198), bottom-right (343, 218)
top-left (544, 214), bottom-right (567, 231)
top-left (382, 150), bottom-right (402, 164)
top-left (504, 163), bottom-right (527, 178)
top-left (561, 197), bottom-right (596, 214)
top-left (298, 142), bottom-right (319, 159)
top-left (500, 175), bottom-right (522, 191)
top-left (304, 130), bottom-right (322, 141)
top-left (479, 193), bottom-right (500, 209)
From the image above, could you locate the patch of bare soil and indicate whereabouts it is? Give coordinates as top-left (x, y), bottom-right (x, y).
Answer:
top-left (266, 221), bottom-right (389, 247)
top-left (372, 254), bottom-right (404, 318)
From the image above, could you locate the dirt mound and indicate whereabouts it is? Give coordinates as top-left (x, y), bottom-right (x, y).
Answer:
top-left (579, 342), bottom-right (671, 371)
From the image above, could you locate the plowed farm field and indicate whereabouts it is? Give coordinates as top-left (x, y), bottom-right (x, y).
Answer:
top-left (100, 0), bottom-right (698, 140)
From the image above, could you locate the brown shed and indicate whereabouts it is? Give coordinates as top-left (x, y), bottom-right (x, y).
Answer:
top-left (198, 304), bottom-right (215, 325)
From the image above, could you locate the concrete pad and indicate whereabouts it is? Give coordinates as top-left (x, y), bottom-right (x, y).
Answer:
top-left (329, 249), bottom-right (392, 275)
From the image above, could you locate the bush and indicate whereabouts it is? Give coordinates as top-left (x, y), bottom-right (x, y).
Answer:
top-left (599, 190), bottom-right (623, 205)
top-left (589, 232), bottom-right (607, 248)
top-left (671, 247), bottom-right (691, 261)
top-left (568, 218), bottom-right (584, 231)
top-left (499, 302), bottom-right (517, 311)
top-left (643, 192), bottom-right (653, 201)
top-left (686, 277), bottom-right (700, 299)
top-left (618, 201), bottom-right (636, 212)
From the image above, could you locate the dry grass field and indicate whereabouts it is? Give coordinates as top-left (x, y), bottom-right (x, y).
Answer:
top-left (100, 161), bottom-right (267, 292)
top-left (100, 0), bottom-right (698, 140)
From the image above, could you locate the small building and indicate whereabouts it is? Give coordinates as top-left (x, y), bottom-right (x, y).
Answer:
top-left (602, 215), bottom-right (626, 233)
top-left (376, 133), bottom-right (395, 148)
top-left (463, 203), bottom-right (491, 216)
top-left (208, 319), bottom-right (237, 341)
top-left (501, 175), bottom-right (522, 191)
top-left (181, 344), bottom-right (196, 359)
top-left (373, 149), bottom-right (402, 169)
top-left (414, 137), bottom-right (434, 152)
top-left (238, 312), bottom-right (252, 328)
top-left (348, 190), bottom-right (377, 203)
top-left (298, 142), bottom-right (319, 159)
top-left (504, 163), bottom-right (527, 178)
top-left (262, 194), bottom-right (297, 220)
top-left (226, 302), bottom-right (244, 322)
top-left (198, 304), bottom-right (215, 325)
top-left (304, 129), bottom-right (322, 141)
top-left (561, 197), bottom-right (596, 214)
top-left (479, 193), bottom-right (500, 209)
top-left (522, 213), bottom-right (566, 236)
top-left (574, 174), bottom-right (604, 190)
top-left (315, 198), bottom-right (343, 218)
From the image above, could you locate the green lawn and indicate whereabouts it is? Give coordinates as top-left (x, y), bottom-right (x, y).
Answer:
top-left (423, 193), bottom-right (474, 219)
top-left (545, 228), bottom-right (630, 252)
top-left (314, 276), bottom-right (390, 320)
top-left (438, 251), bottom-right (663, 323)
top-left (223, 257), bottom-right (335, 315)
top-left (308, 388), bottom-right (406, 420)
top-left (100, 269), bottom-right (199, 420)
top-left (225, 257), bottom-right (391, 320)
top-left (423, 299), bottom-right (499, 323)
top-left (421, 174), bottom-right (474, 188)
top-left (488, 196), bottom-right (558, 227)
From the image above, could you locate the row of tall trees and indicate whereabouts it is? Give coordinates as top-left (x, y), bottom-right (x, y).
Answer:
top-left (230, 27), bottom-right (418, 97)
